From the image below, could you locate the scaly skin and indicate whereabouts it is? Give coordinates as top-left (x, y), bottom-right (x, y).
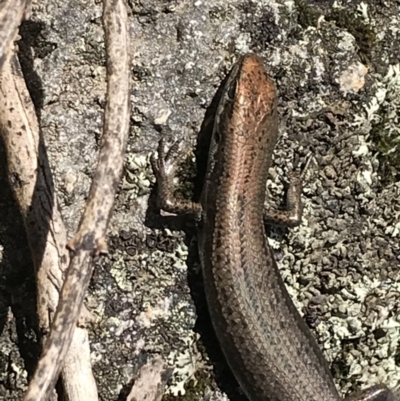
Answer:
top-left (152, 54), bottom-right (397, 401)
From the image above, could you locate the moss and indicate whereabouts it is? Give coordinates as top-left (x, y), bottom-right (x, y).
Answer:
top-left (326, 7), bottom-right (377, 63)
top-left (293, 0), bottom-right (323, 29)
top-left (370, 117), bottom-right (400, 185)
top-left (293, 1), bottom-right (377, 63)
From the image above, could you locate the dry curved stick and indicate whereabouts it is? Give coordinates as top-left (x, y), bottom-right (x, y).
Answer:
top-left (20, 0), bottom-right (131, 399)
top-left (62, 328), bottom-right (98, 401)
top-left (0, 0), bottom-right (30, 68)
top-left (0, 43), bottom-right (98, 401)
top-left (126, 356), bottom-right (173, 401)
top-left (0, 2), bottom-right (97, 400)
top-left (0, 54), bottom-right (98, 401)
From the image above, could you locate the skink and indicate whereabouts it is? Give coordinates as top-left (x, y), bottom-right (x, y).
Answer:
top-left (151, 54), bottom-right (397, 401)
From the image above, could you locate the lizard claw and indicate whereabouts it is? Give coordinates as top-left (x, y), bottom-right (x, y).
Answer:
top-left (151, 138), bottom-right (181, 182)
top-left (299, 151), bottom-right (314, 181)
top-left (291, 151), bottom-right (315, 183)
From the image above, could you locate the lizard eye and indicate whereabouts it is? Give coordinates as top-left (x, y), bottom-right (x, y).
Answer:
top-left (212, 128), bottom-right (221, 145)
top-left (227, 80), bottom-right (236, 99)
top-left (213, 128), bottom-right (220, 144)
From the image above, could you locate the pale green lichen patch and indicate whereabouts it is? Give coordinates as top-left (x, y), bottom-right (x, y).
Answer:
top-left (350, 63), bottom-right (400, 184)
top-left (123, 152), bottom-right (154, 196)
top-left (165, 333), bottom-right (204, 396)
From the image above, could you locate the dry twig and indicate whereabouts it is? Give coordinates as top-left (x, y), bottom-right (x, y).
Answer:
top-left (126, 356), bottom-right (173, 401)
top-left (13, 0), bottom-right (131, 399)
top-left (0, 27), bottom-right (98, 401)
top-left (0, 0), bottom-right (30, 68)
top-left (0, 54), bottom-right (99, 401)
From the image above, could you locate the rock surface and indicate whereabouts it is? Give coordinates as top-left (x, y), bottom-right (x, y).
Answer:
top-left (0, 0), bottom-right (399, 400)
